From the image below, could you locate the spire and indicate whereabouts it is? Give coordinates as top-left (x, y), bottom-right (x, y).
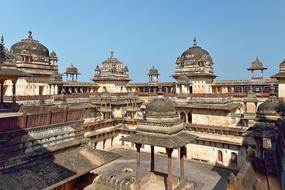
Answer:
top-left (110, 51), bottom-right (114, 58)
top-left (0, 34), bottom-right (5, 64)
top-left (193, 37), bottom-right (197, 47)
top-left (28, 30), bottom-right (33, 39)
top-left (0, 34), bottom-right (4, 45)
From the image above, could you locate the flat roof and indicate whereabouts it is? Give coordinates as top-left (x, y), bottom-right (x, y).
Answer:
top-left (0, 147), bottom-right (120, 190)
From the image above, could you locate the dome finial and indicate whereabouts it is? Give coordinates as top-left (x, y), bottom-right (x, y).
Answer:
top-left (110, 51), bottom-right (114, 58)
top-left (28, 30), bottom-right (33, 39)
top-left (193, 37), bottom-right (197, 47)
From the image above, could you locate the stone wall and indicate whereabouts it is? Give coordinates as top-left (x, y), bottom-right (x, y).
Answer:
top-left (192, 109), bottom-right (231, 127)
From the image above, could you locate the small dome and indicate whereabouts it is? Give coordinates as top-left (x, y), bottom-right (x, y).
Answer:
top-left (148, 66), bottom-right (159, 76)
top-left (279, 59), bottom-right (285, 72)
top-left (95, 65), bottom-right (101, 72)
top-left (65, 64), bottom-right (79, 74)
top-left (247, 57), bottom-right (267, 71)
top-left (124, 65), bottom-right (129, 72)
top-left (10, 31), bottom-right (49, 58)
top-left (145, 97), bottom-right (177, 118)
top-left (50, 50), bottom-right (57, 58)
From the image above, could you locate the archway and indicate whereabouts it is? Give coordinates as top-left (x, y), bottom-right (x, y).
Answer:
top-left (187, 112), bottom-right (192, 123)
top-left (217, 150), bottom-right (223, 163)
top-left (180, 112), bottom-right (186, 122)
top-left (230, 152), bottom-right (238, 166)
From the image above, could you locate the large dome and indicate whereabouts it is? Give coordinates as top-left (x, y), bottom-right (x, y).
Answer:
top-left (10, 31), bottom-right (49, 59)
top-left (93, 52), bottom-right (129, 82)
top-left (145, 97), bottom-right (177, 118)
top-left (257, 98), bottom-right (285, 116)
top-left (180, 37), bottom-right (213, 63)
top-left (174, 37), bottom-right (215, 79)
top-left (257, 95), bottom-right (285, 121)
top-left (137, 97), bottom-right (184, 135)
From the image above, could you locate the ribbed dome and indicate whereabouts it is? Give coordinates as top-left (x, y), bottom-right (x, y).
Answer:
top-left (174, 37), bottom-right (215, 80)
top-left (10, 31), bottom-right (49, 58)
top-left (180, 38), bottom-right (212, 63)
top-left (181, 46), bottom-right (212, 62)
top-left (93, 52), bottom-right (129, 82)
top-left (145, 97), bottom-right (177, 118)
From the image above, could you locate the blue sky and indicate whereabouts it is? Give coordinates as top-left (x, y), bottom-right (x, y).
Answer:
top-left (1, 0), bottom-right (284, 82)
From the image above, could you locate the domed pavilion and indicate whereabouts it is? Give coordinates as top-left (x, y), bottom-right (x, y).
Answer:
top-left (173, 38), bottom-right (216, 94)
top-left (10, 30), bottom-right (59, 76)
top-left (122, 96), bottom-right (196, 190)
top-left (93, 52), bottom-right (130, 93)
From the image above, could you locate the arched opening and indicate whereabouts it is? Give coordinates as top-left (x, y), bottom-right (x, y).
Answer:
top-left (230, 152), bottom-right (238, 166)
top-left (187, 112), bottom-right (192, 123)
top-left (180, 112), bottom-right (186, 123)
top-left (217, 150), bottom-right (223, 163)
top-left (189, 86), bottom-right (193, 94)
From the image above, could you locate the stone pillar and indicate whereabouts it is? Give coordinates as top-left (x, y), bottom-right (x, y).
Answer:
top-left (135, 144), bottom-right (142, 190)
top-left (151, 146), bottom-right (155, 172)
top-left (166, 148), bottom-right (173, 190)
top-left (180, 146), bottom-right (186, 182)
top-left (12, 79), bottom-right (17, 104)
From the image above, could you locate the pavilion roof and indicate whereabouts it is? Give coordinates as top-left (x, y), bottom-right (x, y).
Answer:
top-left (121, 130), bottom-right (196, 149)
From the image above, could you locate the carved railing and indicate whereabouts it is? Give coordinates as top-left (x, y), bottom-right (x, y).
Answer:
top-left (0, 109), bottom-right (84, 132)
top-left (186, 123), bottom-right (246, 136)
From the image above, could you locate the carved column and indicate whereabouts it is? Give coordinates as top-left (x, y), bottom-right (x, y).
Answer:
top-left (12, 79), bottom-right (17, 104)
top-left (151, 146), bottom-right (155, 172)
top-left (180, 146), bottom-right (186, 182)
top-left (135, 143), bottom-right (142, 190)
top-left (166, 148), bottom-right (173, 190)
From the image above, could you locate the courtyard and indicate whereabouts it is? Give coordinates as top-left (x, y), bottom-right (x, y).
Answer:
top-left (92, 148), bottom-right (235, 190)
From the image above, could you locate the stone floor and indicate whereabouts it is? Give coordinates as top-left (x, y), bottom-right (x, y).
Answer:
top-left (92, 148), bottom-right (235, 190)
